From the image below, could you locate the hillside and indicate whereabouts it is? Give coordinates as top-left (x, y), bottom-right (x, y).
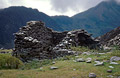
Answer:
top-left (97, 26), bottom-right (120, 47)
top-left (52, 0), bottom-right (120, 37)
top-left (0, 6), bottom-right (62, 48)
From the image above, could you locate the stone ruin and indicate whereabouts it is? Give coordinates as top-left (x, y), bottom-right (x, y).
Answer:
top-left (13, 21), bottom-right (99, 61)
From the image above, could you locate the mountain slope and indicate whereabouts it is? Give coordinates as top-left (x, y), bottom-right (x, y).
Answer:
top-left (97, 26), bottom-right (120, 46)
top-left (0, 6), bottom-right (62, 48)
top-left (52, 0), bottom-right (120, 37)
top-left (51, 16), bottom-right (72, 31)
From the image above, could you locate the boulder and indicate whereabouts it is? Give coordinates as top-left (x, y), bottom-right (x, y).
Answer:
top-left (50, 66), bottom-right (58, 70)
top-left (82, 52), bottom-right (91, 55)
top-left (86, 58), bottom-right (92, 63)
top-left (76, 58), bottom-right (85, 62)
top-left (107, 69), bottom-right (112, 73)
top-left (109, 66), bottom-right (114, 69)
top-left (86, 60), bottom-right (92, 63)
top-left (110, 56), bottom-right (120, 62)
top-left (89, 73), bottom-right (96, 78)
top-left (52, 61), bottom-right (56, 64)
top-left (94, 61), bottom-right (104, 66)
top-left (110, 62), bottom-right (119, 65)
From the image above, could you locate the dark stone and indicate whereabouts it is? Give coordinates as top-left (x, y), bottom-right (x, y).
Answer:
top-left (107, 69), bottom-right (112, 73)
top-left (89, 73), bottom-right (96, 78)
top-left (96, 26), bottom-right (120, 47)
top-left (13, 21), bottom-right (99, 61)
top-left (50, 66), bottom-right (58, 70)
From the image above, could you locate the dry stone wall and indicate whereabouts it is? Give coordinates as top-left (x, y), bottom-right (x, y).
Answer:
top-left (13, 21), bottom-right (99, 61)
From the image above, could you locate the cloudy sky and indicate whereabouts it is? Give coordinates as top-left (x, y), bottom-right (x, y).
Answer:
top-left (0, 0), bottom-right (119, 17)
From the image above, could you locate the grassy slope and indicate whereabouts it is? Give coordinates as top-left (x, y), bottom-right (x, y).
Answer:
top-left (0, 52), bottom-right (120, 78)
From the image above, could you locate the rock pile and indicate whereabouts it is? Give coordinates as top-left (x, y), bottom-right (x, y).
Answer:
top-left (97, 26), bottom-right (120, 47)
top-left (13, 21), bottom-right (99, 61)
top-left (106, 34), bottom-right (120, 46)
top-left (53, 29), bottom-right (99, 57)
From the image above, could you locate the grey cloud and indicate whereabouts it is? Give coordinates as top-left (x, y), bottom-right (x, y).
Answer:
top-left (50, 0), bottom-right (107, 13)
top-left (115, 0), bottom-right (120, 3)
top-left (0, 0), bottom-right (25, 9)
top-left (0, 0), bottom-right (9, 8)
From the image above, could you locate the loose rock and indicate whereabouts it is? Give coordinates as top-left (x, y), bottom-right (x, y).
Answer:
top-left (52, 61), bottom-right (56, 64)
top-left (107, 69), bottom-right (112, 73)
top-left (107, 75), bottom-right (113, 78)
top-left (89, 73), bottom-right (96, 78)
top-left (110, 62), bottom-right (118, 65)
top-left (82, 52), bottom-right (91, 55)
top-left (76, 58), bottom-right (85, 62)
top-left (110, 56), bottom-right (120, 62)
top-left (109, 66), bottom-right (114, 69)
top-left (94, 61), bottom-right (104, 66)
top-left (50, 66), bottom-right (58, 70)
top-left (86, 58), bottom-right (92, 63)
top-left (86, 60), bottom-right (92, 63)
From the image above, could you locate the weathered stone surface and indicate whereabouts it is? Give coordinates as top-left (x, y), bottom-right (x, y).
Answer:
top-left (89, 73), bottom-right (96, 78)
top-left (13, 21), bottom-right (99, 61)
top-left (107, 69), bottom-right (112, 73)
top-left (86, 58), bottom-right (92, 63)
top-left (110, 62), bottom-right (119, 65)
top-left (107, 75), bottom-right (113, 78)
top-left (82, 52), bottom-right (91, 55)
top-left (97, 26), bottom-right (120, 47)
top-left (50, 66), bottom-right (58, 70)
top-left (110, 56), bottom-right (120, 62)
top-left (52, 61), bottom-right (56, 64)
top-left (86, 60), bottom-right (92, 63)
top-left (13, 21), bottom-right (67, 61)
top-left (109, 66), bottom-right (114, 69)
top-left (76, 58), bottom-right (85, 62)
top-left (94, 61), bottom-right (104, 66)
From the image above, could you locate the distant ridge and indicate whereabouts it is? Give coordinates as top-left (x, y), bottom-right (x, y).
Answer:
top-left (0, 6), bottom-right (62, 48)
top-left (52, 0), bottom-right (120, 37)
top-left (1, 0), bottom-right (120, 48)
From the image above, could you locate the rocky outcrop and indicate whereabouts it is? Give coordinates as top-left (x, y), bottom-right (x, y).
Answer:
top-left (13, 21), bottom-right (98, 61)
top-left (97, 26), bottom-right (120, 47)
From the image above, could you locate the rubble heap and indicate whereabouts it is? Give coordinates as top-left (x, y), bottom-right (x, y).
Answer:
top-left (13, 21), bottom-right (98, 61)
top-left (97, 26), bottom-right (120, 47)
top-left (52, 29), bottom-right (99, 57)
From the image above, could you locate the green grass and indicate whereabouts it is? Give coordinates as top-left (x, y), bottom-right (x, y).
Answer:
top-left (109, 50), bottom-right (120, 57)
top-left (0, 54), bottom-right (24, 69)
top-left (0, 48), bottom-right (120, 78)
top-left (0, 59), bottom-right (120, 78)
top-left (0, 49), bottom-right (12, 52)
top-left (23, 59), bottom-right (53, 70)
top-left (0, 49), bottom-right (13, 54)
top-left (71, 46), bottom-right (94, 52)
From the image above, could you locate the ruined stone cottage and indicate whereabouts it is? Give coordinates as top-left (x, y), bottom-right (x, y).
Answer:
top-left (13, 21), bottom-right (98, 61)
